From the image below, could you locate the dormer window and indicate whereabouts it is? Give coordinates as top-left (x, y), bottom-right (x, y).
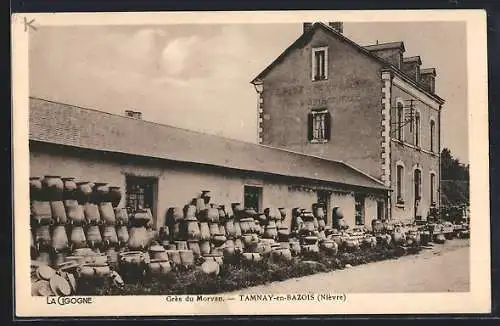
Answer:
top-left (312, 47), bottom-right (328, 81)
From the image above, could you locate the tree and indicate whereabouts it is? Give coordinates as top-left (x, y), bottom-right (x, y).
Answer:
top-left (440, 148), bottom-right (469, 181)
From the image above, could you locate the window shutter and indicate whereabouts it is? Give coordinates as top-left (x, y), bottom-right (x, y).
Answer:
top-left (307, 112), bottom-right (313, 141)
top-left (324, 111), bottom-right (331, 140)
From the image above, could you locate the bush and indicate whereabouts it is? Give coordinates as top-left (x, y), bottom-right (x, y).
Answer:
top-left (75, 245), bottom-right (421, 295)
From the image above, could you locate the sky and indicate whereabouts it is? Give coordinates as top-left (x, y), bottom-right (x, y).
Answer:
top-left (29, 21), bottom-right (468, 163)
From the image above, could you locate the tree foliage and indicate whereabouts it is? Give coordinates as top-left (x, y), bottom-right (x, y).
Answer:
top-left (440, 148), bottom-right (469, 181)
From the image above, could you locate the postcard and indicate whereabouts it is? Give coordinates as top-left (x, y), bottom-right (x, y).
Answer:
top-left (12, 10), bottom-right (490, 317)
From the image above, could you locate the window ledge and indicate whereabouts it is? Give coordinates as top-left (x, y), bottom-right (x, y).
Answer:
top-left (310, 139), bottom-right (329, 144)
top-left (396, 202), bottom-right (405, 209)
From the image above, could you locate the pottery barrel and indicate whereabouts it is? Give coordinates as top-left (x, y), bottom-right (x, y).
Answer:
top-left (70, 226), bottom-right (87, 249)
top-left (132, 208), bottom-right (152, 226)
top-left (208, 222), bottom-right (220, 236)
top-left (186, 219), bottom-right (201, 240)
top-left (116, 225), bottom-right (129, 245)
top-left (166, 250), bottom-right (182, 266)
top-left (184, 205), bottom-right (197, 220)
top-left (61, 177), bottom-right (78, 201)
top-left (35, 225), bottom-right (52, 249)
top-left (83, 203), bottom-right (101, 225)
top-left (66, 203), bottom-right (85, 225)
top-left (102, 225), bottom-right (118, 246)
top-left (199, 240), bottom-right (211, 255)
top-left (108, 186), bottom-right (122, 208)
top-left (114, 208), bottom-right (129, 225)
top-left (201, 260), bottom-right (220, 276)
top-left (198, 222), bottom-right (211, 241)
top-left (86, 225), bottom-right (102, 248)
top-left (99, 202), bottom-right (116, 225)
top-left (234, 221), bottom-right (242, 238)
top-left (31, 201), bottom-right (53, 225)
top-left (75, 182), bottom-right (93, 205)
top-left (127, 226), bottom-right (149, 250)
top-left (51, 225), bottom-right (69, 252)
top-left (179, 250), bottom-right (195, 268)
top-left (289, 240), bottom-right (301, 256)
top-left (225, 219), bottom-right (236, 238)
top-left (42, 175), bottom-right (64, 201)
top-left (187, 240), bottom-right (201, 258)
top-left (29, 177), bottom-right (43, 201)
top-left (92, 182), bottom-right (109, 204)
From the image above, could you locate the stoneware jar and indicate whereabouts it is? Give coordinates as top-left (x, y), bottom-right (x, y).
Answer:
top-left (29, 177), bottom-right (43, 201)
top-left (61, 177), bottom-right (78, 200)
top-left (42, 175), bottom-right (64, 201)
top-left (108, 186), bottom-right (122, 208)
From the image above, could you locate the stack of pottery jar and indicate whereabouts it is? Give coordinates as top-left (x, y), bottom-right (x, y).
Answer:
top-left (294, 208), bottom-right (320, 259)
top-left (237, 208), bottom-right (262, 265)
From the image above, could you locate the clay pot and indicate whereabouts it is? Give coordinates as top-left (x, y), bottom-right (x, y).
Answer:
top-left (69, 226), bottom-right (87, 249)
top-left (184, 205), bottom-right (197, 220)
top-left (175, 240), bottom-right (188, 251)
top-left (86, 225), bottom-right (102, 248)
top-left (218, 206), bottom-right (227, 220)
top-left (198, 222), bottom-right (211, 241)
top-left (391, 227), bottom-right (406, 246)
top-left (263, 225), bottom-right (277, 239)
top-left (234, 238), bottom-right (244, 251)
top-left (51, 225), bottom-right (69, 251)
top-left (108, 186), bottom-right (122, 208)
top-left (321, 239), bottom-right (339, 254)
top-left (225, 219), bottom-right (236, 238)
top-left (29, 177), bottom-right (43, 201)
top-left (74, 182), bottom-right (92, 204)
top-left (208, 222), bottom-right (219, 236)
top-left (256, 240), bottom-right (272, 257)
top-left (99, 202), bottom-right (115, 225)
top-left (343, 238), bottom-right (360, 252)
top-left (203, 208), bottom-right (219, 223)
top-left (434, 233), bottom-right (446, 244)
top-left (127, 226), bottom-right (149, 250)
top-left (212, 234), bottom-right (227, 247)
top-left (132, 208), bottom-right (151, 226)
top-left (289, 240), bottom-right (301, 256)
top-left (168, 207), bottom-right (184, 225)
top-left (278, 207), bottom-right (287, 220)
top-left (195, 198), bottom-right (206, 214)
top-left (187, 240), bottom-right (201, 258)
top-left (317, 218), bottom-right (326, 231)
top-left (271, 248), bottom-right (293, 263)
top-left (231, 203), bottom-right (243, 218)
top-left (201, 191), bottom-right (211, 204)
top-left (313, 205), bottom-right (325, 219)
top-left (114, 208), bottom-right (129, 225)
top-left (50, 201), bottom-right (67, 224)
top-left (92, 182), bottom-right (109, 203)
top-left (42, 175), bottom-right (64, 201)
top-left (186, 218), bottom-right (201, 240)
top-left (239, 218), bottom-right (253, 234)
top-left (234, 221), bottom-right (242, 238)
top-left (179, 250), bottom-right (195, 267)
top-left (66, 203), bottom-right (85, 225)
top-left (201, 260), bottom-right (220, 276)
top-left (31, 201), bottom-right (52, 225)
top-left (277, 226), bottom-right (290, 241)
top-left (371, 219), bottom-right (384, 234)
top-left (102, 225), bottom-right (118, 246)
top-left (83, 203), bottom-right (101, 225)
top-left (35, 225), bottom-right (52, 249)
top-left (199, 240), bottom-right (211, 255)
top-left (115, 225), bottom-right (129, 245)
top-left (61, 177), bottom-right (77, 200)
top-left (303, 221), bottom-right (315, 233)
top-left (170, 222), bottom-right (182, 240)
top-left (148, 259), bottom-right (172, 276)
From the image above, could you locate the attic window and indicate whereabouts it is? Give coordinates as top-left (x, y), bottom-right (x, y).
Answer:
top-left (312, 47), bottom-right (328, 81)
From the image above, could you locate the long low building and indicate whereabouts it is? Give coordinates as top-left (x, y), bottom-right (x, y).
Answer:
top-left (29, 97), bottom-right (390, 230)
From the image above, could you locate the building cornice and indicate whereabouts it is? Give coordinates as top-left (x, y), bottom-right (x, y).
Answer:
top-left (390, 73), bottom-right (443, 111)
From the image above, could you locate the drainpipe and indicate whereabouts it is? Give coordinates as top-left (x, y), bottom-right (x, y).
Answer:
top-left (438, 103), bottom-right (442, 218)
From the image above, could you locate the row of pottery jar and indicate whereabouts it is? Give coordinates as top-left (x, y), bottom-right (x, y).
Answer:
top-left (31, 199), bottom-right (130, 227)
top-left (30, 176), bottom-right (123, 206)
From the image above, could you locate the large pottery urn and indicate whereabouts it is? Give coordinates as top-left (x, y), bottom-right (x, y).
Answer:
top-left (70, 226), bottom-right (87, 249)
top-left (168, 207), bottom-right (184, 225)
top-left (86, 225), bottom-right (103, 248)
top-left (185, 217), bottom-right (201, 240)
top-left (231, 203), bottom-right (243, 219)
top-left (99, 202), bottom-right (116, 225)
top-left (50, 201), bottom-right (68, 224)
top-left (51, 225), bottom-right (69, 252)
top-left (108, 186), bottom-right (122, 208)
top-left (116, 225), bottom-right (129, 246)
top-left (102, 225), bottom-right (118, 246)
top-left (42, 175), bottom-right (64, 201)
top-left (29, 177), bottom-right (43, 201)
top-left (76, 182), bottom-right (93, 204)
top-left (35, 225), bottom-right (52, 250)
top-left (84, 203), bottom-right (101, 225)
top-left (128, 226), bottom-right (149, 250)
top-left (133, 208), bottom-right (152, 226)
top-left (61, 177), bottom-right (77, 200)
top-left (92, 183), bottom-right (109, 203)
top-left (114, 208), bottom-right (129, 225)
top-left (313, 204), bottom-right (325, 219)
top-left (66, 203), bottom-right (85, 225)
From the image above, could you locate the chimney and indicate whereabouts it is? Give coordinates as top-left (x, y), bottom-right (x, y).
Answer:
top-left (303, 22), bottom-right (313, 33)
top-left (125, 110), bottom-right (142, 119)
top-left (364, 41), bottom-right (405, 69)
top-left (420, 68), bottom-right (436, 93)
top-left (328, 22), bottom-right (343, 33)
top-left (402, 56), bottom-right (422, 82)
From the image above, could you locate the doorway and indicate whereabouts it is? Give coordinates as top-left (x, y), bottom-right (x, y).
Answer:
top-left (317, 190), bottom-right (331, 226)
top-left (377, 200), bottom-right (385, 220)
top-left (414, 169), bottom-right (422, 220)
top-left (244, 185), bottom-right (263, 212)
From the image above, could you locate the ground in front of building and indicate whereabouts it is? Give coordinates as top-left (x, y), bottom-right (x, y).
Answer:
top-left (225, 239), bottom-right (470, 294)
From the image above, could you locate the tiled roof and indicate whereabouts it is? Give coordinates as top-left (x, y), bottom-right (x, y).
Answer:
top-left (29, 97), bottom-right (389, 191)
top-left (364, 41), bottom-right (406, 52)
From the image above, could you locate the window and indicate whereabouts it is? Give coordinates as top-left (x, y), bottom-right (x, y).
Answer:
top-left (312, 47), bottom-right (328, 81)
top-left (244, 185), bottom-right (262, 212)
top-left (414, 169), bottom-right (422, 201)
top-left (414, 111), bottom-right (421, 147)
top-left (430, 119), bottom-right (436, 152)
top-left (430, 173), bottom-right (436, 205)
top-left (396, 164), bottom-right (404, 204)
top-left (397, 102), bottom-right (404, 141)
top-left (308, 110), bottom-right (331, 142)
top-left (377, 201), bottom-right (385, 220)
top-left (125, 175), bottom-right (157, 221)
top-left (354, 194), bottom-right (365, 225)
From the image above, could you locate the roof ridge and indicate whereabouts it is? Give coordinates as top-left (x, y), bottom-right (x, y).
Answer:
top-left (29, 96), bottom-right (264, 147)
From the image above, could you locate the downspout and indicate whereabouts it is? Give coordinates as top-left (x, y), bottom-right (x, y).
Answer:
top-left (438, 103), bottom-right (442, 218)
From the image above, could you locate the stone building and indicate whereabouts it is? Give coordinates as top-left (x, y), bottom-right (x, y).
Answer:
top-left (251, 22), bottom-right (445, 222)
top-left (29, 97), bottom-right (389, 230)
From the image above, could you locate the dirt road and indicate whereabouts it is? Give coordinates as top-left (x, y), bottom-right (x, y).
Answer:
top-left (225, 239), bottom-right (470, 294)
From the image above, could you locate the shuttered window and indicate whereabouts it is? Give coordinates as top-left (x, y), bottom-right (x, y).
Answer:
top-left (308, 110), bottom-right (331, 143)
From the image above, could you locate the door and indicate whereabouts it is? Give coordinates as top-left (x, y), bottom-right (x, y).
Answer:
top-left (414, 169), bottom-right (422, 220)
top-left (125, 175), bottom-right (158, 223)
top-left (317, 190), bottom-right (331, 226)
top-left (377, 200), bottom-right (385, 220)
top-left (354, 194), bottom-right (365, 226)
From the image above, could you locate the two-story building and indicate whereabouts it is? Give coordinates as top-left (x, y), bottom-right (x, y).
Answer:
top-left (251, 22), bottom-right (445, 223)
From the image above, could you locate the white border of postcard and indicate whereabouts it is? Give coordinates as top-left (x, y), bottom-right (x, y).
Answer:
top-left (12, 10), bottom-right (490, 317)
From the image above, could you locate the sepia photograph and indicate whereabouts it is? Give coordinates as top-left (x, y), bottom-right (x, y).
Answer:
top-left (12, 10), bottom-right (490, 316)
